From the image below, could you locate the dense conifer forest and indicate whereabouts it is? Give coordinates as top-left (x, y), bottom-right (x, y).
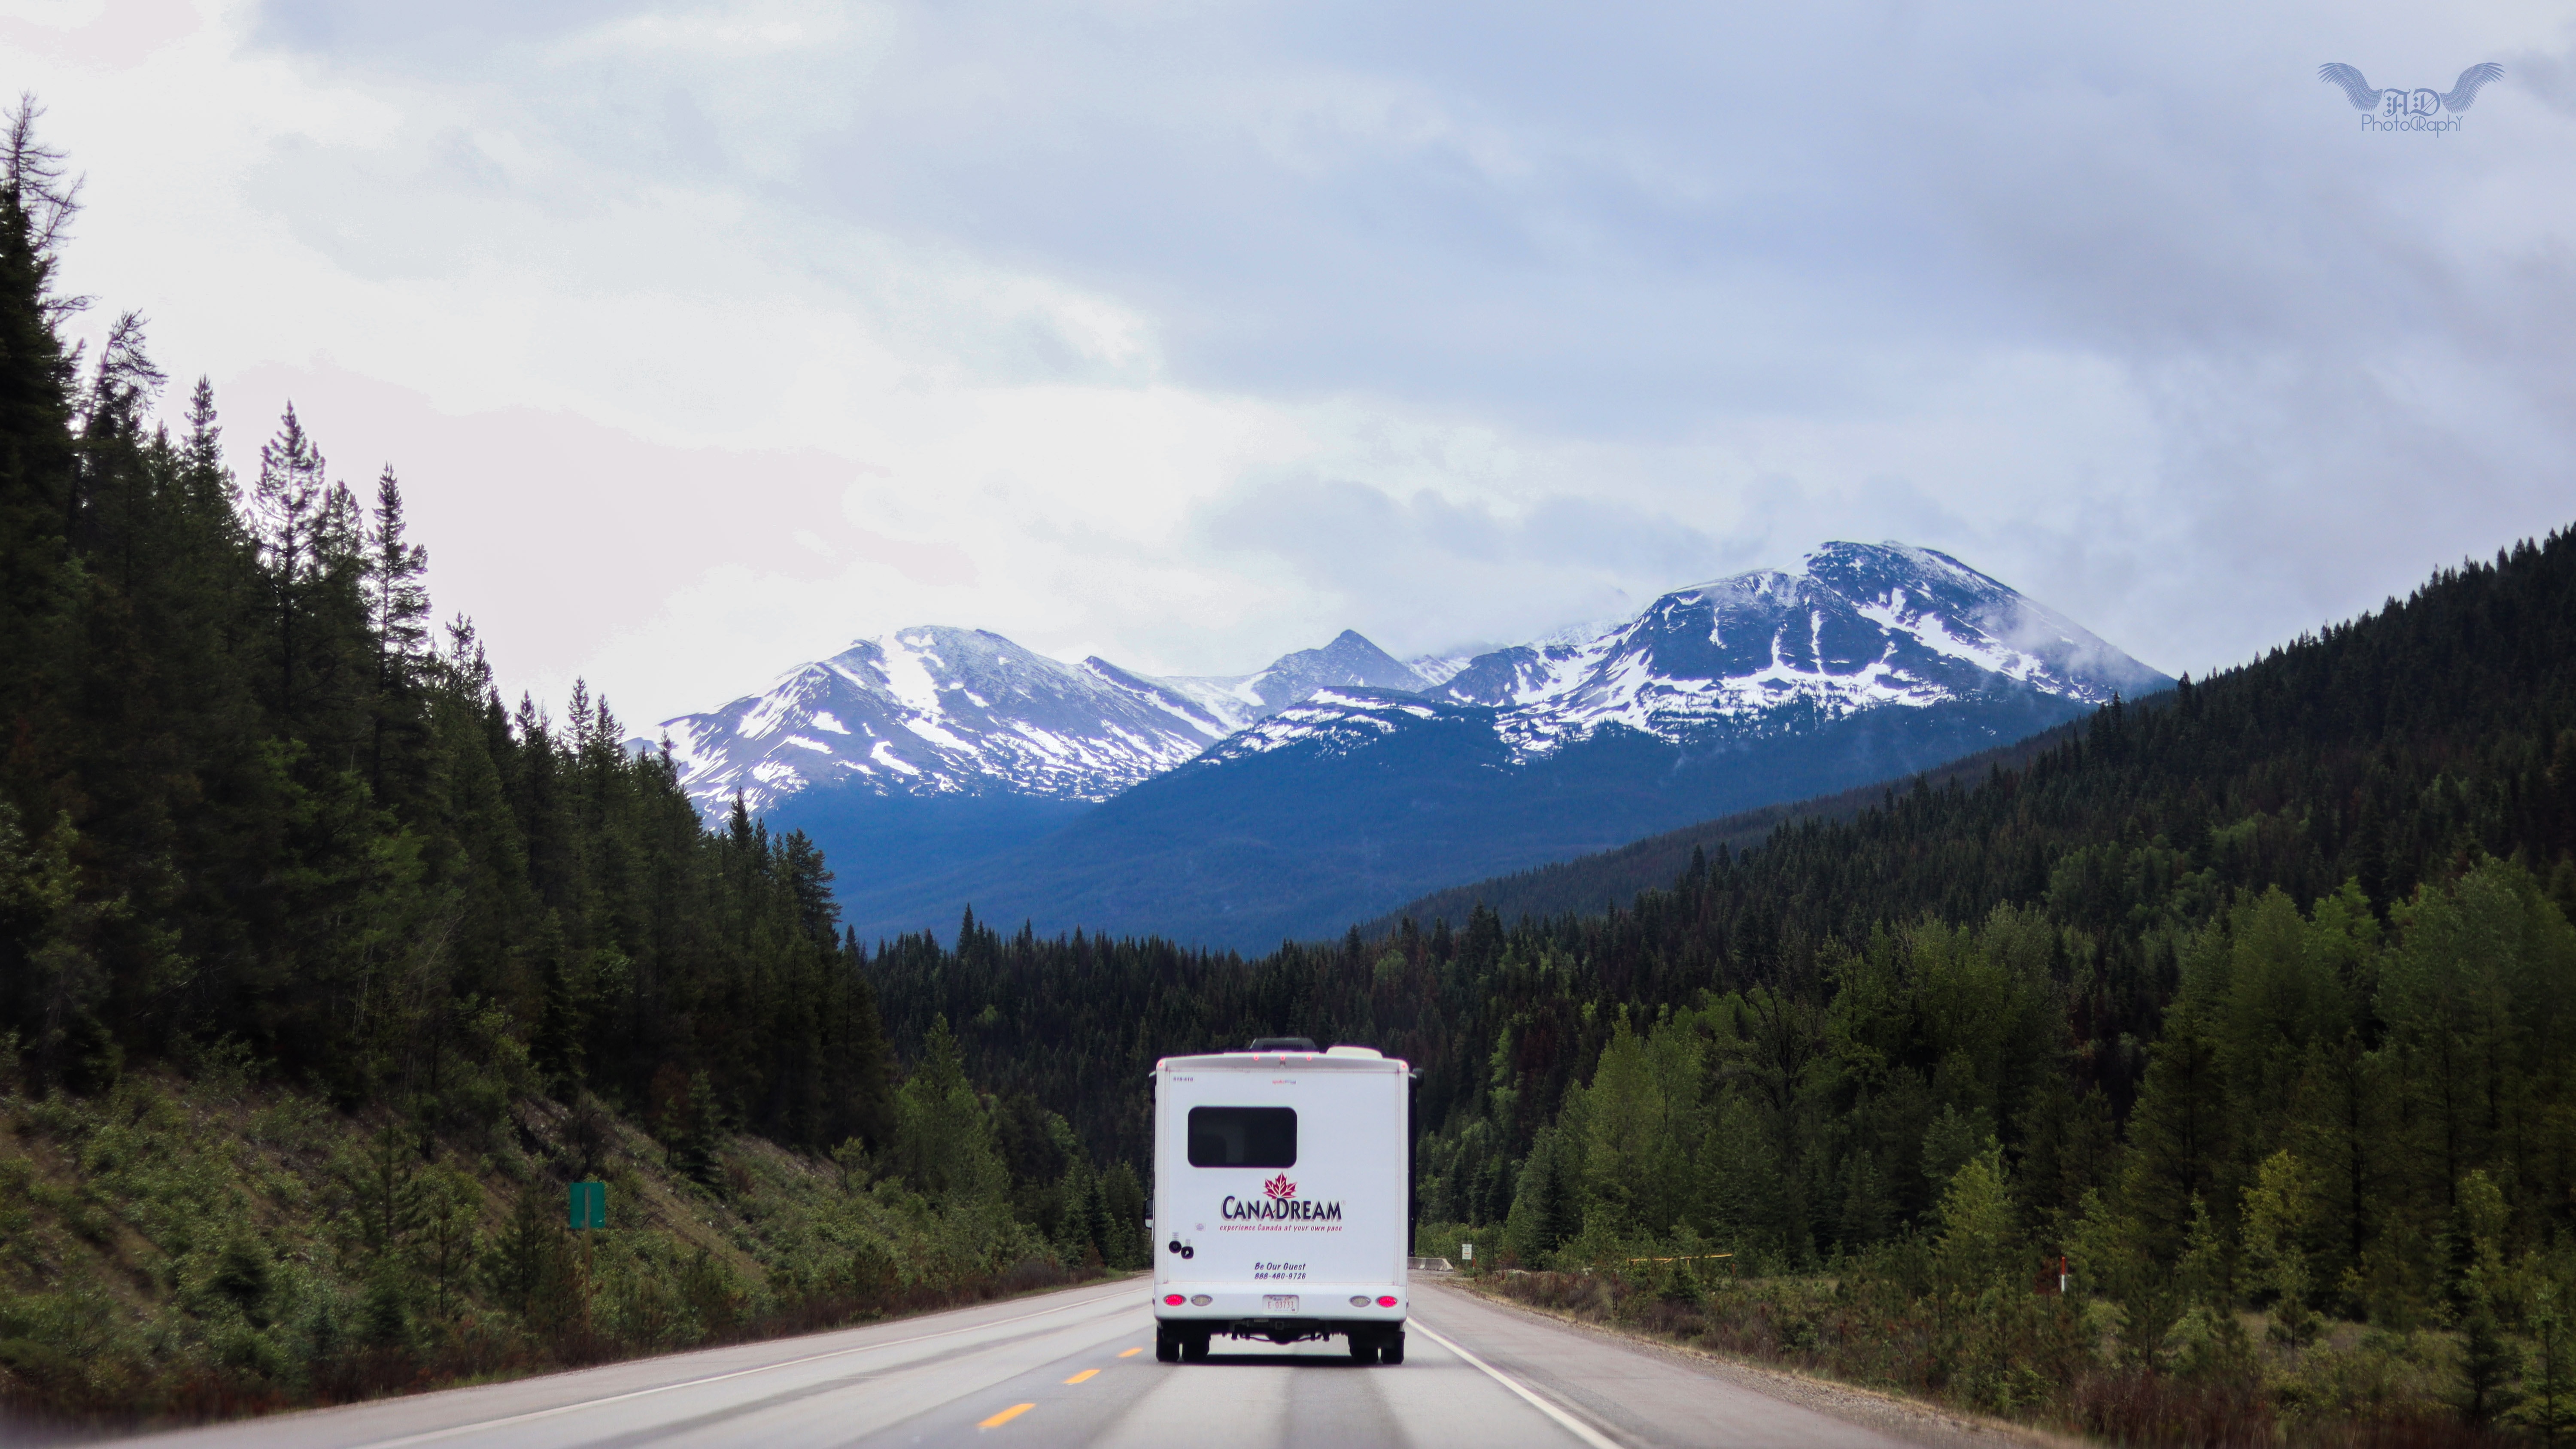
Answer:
top-left (0, 109), bottom-right (1139, 1423)
top-left (865, 522), bottom-right (2576, 1437)
top-left (0, 105), bottom-right (909, 1154)
top-left (1364, 719), bottom-right (2097, 935)
top-left (878, 523), bottom-right (2576, 1200)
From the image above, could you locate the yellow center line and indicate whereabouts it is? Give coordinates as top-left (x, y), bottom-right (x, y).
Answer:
top-left (978, 1403), bottom-right (1036, 1429)
top-left (1064, 1368), bottom-right (1101, 1383)
top-left (1116, 1347), bottom-right (1143, 1358)
top-left (340, 1288), bottom-right (1129, 1449)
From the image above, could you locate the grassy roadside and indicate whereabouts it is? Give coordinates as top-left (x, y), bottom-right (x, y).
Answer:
top-left (1449, 1267), bottom-right (2506, 1449)
top-left (1426, 1271), bottom-right (2078, 1449)
top-left (0, 1060), bottom-right (1112, 1434)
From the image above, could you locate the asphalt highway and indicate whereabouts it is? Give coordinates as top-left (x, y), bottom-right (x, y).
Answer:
top-left (103, 1275), bottom-right (1922, 1449)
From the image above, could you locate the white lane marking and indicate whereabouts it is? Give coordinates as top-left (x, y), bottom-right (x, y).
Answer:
top-left (1409, 1320), bottom-right (1622, 1449)
top-left (347, 1288), bottom-right (1142, 1449)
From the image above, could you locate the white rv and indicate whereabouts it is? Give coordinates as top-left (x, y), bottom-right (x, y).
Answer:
top-left (1151, 1037), bottom-right (1411, 1364)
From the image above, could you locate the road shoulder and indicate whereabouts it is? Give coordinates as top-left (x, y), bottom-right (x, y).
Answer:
top-left (1416, 1276), bottom-right (2087, 1449)
top-left (93, 1275), bottom-right (1149, 1449)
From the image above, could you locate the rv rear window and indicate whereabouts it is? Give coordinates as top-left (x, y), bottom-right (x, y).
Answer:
top-left (1187, 1106), bottom-right (1297, 1168)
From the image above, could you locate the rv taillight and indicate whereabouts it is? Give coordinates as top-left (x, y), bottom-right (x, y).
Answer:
top-left (1376, 1295), bottom-right (1398, 1307)
top-left (1164, 1294), bottom-right (1184, 1306)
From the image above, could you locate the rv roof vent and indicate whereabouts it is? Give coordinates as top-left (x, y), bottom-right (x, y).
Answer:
top-left (1324, 1045), bottom-right (1383, 1059)
top-left (1246, 1036), bottom-right (1319, 1053)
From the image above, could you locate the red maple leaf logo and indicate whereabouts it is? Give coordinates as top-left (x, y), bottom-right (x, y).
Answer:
top-left (1263, 1173), bottom-right (1296, 1200)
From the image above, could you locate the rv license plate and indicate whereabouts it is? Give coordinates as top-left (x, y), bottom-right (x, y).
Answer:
top-left (1264, 1294), bottom-right (1300, 1312)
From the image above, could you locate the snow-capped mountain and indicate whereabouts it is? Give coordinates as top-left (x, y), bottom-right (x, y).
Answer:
top-left (1133, 630), bottom-right (1431, 736)
top-left (654, 541), bottom-right (2169, 950)
top-left (1458, 541), bottom-right (2151, 730)
top-left (650, 626), bottom-right (1429, 817)
top-left (829, 543), bottom-right (2167, 948)
top-left (1212, 542), bottom-right (2166, 768)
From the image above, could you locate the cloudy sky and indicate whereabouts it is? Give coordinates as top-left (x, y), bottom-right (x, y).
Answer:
top-left (6, 0), bottom-right (2573, 725)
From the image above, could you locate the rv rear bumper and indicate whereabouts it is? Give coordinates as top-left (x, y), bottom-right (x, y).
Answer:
top-left (1152, 1285), bottom-right (1405, 1324)
top-left (1159, 1317), bottom-right (1402, 1347)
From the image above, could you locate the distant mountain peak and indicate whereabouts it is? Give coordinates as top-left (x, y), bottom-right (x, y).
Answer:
top-left (1237, 629), bottom-right (1427, 711)
top-left (1428, 541), bottom-right (2165, 756)
top-left (652, 624), bottom-right (1434, 817)
top-left (645, 542), bottom-right (2165, 830)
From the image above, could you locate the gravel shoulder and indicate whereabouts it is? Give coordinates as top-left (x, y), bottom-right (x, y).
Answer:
top-left (1420, 1275), bottom-right (2092, 1449)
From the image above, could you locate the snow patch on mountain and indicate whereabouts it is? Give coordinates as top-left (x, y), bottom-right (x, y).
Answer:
top-left (1155, 629), bottom-right (1431, 722)
top-left (1403, 653), bottom-right (1481, 687)
top-left (644, 542), bottom-right (2166, 823)
top-left (649, 626), bottom-right (1440, 817)
top-left (1197, 542), bottom-right (2167, 769)
top-left (1199, 688), bottom-right (1470, 766)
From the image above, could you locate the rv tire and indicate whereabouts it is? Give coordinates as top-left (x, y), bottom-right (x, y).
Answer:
top-left (1181, 1331), bottom-right (1211, 1362)
top-left (1381, 1331), bottom-right (1404, 1365)
top-left (1346, 1332), bottom-right (1379, 1365)
top-left (1155, 1326), bottom-right (1180, 1363)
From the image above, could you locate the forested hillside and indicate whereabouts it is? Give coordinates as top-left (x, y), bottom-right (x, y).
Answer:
top-left (0, 109), bottom-right (1137, 1424)
top-left (0, 106), bottom-right (899, 1152)
top-left (1366, 716), bottom-right (2097, 935)
top-left (867, 522), bottom-right (2576, 1436)
top-left (873, 525), bottom-right (2576, 1176)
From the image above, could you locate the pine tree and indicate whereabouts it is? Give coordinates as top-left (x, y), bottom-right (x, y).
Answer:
top-left (179, 377), bottom-right (228, 503)
top-left (2460, 1304), bottom-right (2521, 1427)
top-left (252, 406), bottom-right (326, 728)
top-left (0, 96), bottom-right (80, 809)
top-left (2120, 998), bottom-right (2229, 1256)
top-left (1101, 1161), bottom-right (1147, 1268)
top-left (2533, 1289), bottom-right (2576, 1446)
top-left (671, 1069), bottom-right (725, 1188)
top-left (365, 465), bottom-right (429, 798)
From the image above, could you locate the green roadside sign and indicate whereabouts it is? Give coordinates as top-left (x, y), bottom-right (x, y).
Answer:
top-left (569, 1179), bottom-right (607, 1230)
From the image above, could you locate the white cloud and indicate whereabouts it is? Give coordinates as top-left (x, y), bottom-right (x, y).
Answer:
top-left (6, 0), bottom-right (2573, 725)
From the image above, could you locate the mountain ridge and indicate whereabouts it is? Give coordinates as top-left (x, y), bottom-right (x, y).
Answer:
top-left (647, 625), bottom-right (1434, 817)
top-left (1357, 708), bottom-right (2115, 936)
top-left (652, 541), bottom-right (2165, 821)
top-left (649, 541), bottom-right (2169, 948)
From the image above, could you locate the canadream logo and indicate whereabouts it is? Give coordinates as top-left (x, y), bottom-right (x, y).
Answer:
top-left (1223, 1174), bottom-right (1343, 1221)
